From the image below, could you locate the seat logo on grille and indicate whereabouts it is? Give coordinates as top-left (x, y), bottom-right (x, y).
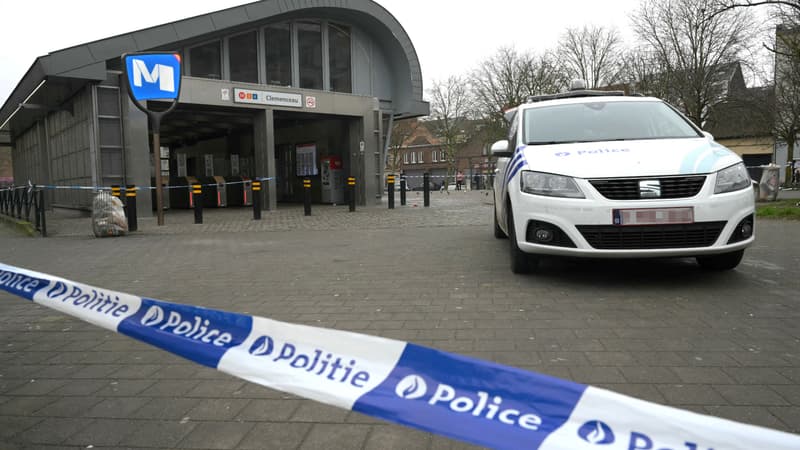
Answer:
top-left (639, 180), bottom-right (661, 198)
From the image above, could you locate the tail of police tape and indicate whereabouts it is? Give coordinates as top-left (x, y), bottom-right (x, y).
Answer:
top-left (1, 262), bottom-right (798, 450)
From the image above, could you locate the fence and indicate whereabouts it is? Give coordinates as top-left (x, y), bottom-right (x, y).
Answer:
top-left (0, 185), bottom-right (47, 236)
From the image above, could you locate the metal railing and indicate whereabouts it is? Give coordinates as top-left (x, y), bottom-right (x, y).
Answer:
top-left (0, 184), bottom-right (47, 236)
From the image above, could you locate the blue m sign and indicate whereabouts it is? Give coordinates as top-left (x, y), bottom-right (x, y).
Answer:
top-left (124, 53), bottom-right (182, 102)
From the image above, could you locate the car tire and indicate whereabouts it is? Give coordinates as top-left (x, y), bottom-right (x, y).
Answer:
top-left (507, 204), bottom-right (537, 273)
top-left (696, 250), bottom-right (744, 271)
top-left (493, 201), bottom-right (506, 239)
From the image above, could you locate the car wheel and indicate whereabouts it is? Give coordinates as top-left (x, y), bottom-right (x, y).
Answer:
top-left (493, 201), bottom-right (506, 239)
top-left (507, 204), bottom-right (537, 273)
top-left (696, 250), bottom-right (744, 271)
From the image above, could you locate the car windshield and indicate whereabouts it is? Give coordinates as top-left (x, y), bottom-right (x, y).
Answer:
top-left (522, 100), bottom-right (702, 145)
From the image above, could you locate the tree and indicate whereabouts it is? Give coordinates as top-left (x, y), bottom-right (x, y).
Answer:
top-left (470, 47), bottom-right (567, 143)
top-left (557, 25), bottom-right (624, 88)
top-left (386, 119), bottom-right (416, 175)
top-left (774, 31), bottom-right (800, 182)
top-left (427, 76), bottom-right (477, 186)
top-left (631, 0), bottom-right (758, 126)
top-left (710, 1), bottom-right (800, 57)
top-left (619, 47), bottom-right (678, 101)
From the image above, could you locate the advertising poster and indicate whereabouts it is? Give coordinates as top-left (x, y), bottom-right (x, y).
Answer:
top-left (296, 144), bottom-right (318, 177)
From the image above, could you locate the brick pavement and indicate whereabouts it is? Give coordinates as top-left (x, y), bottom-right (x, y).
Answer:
top-left (1, 190), bottom-right (799, 449)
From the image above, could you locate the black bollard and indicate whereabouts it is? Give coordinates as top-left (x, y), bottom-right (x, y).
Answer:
top-left (38, 189), bottom-right (47, 237)
top-left (400, 175), bottom-right (406, 206)
top-left (125, 185), bottom-right (138, 232)
top-left (348, 177), bottom-right (356, 212)
top-left (387, 174), bottom-right (395, 209)
top-left (193, 183), bottom-right (203, 224)
top-left (111, 185), bottom-right (121, 199)
top-left (252, 180), bottom-right (262, 220)
top-left (303, 178), bottom-right (312, 216)
top-left (423, 172), bottom-right (430, 207)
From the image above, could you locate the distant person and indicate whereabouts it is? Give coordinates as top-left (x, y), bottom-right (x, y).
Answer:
top-left (794, 160), bottom-right (800, 184)
top-left (456, 171), bottom-right (465, 190)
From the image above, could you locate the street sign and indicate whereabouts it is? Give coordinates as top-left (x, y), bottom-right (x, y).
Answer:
top-left (124, 53), bottom-right (182, 102)
top-left (122, 52), bottom-right (183, 227)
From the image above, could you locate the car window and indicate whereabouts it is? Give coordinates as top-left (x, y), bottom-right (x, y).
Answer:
top-left (522, 100), bottom-right (701, 144)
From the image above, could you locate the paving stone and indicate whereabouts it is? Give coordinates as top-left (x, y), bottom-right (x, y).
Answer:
top-left (82, 397), bottom-right (150, 418)
top-left (291, 402), bottom-right (350, 423)
top-left (723, 367), bottom-right (793, 385)
top-left (33, 396), bottom-right (103, 417)
top-left (656, 385), bottom-right (727, 405)
top-left (130, 397), bottom-right (202, 420)
top-left (236, 399), bottom-right (302, 421)
top-left (363, 424), bottom-right (430, 450)
top-left (177, 421), bottom-right (254, 449)
top-left (237, 422), bottom-right (312, 449)
top-left (63, 418), bottom-right (138, 446)
top-left (298, 423), bottom-right (370, 450)
top-left (23, 418), bottom-right (88, 444)
top-left (670, 367), bottom-right (735, 384)
top-left (0, 416), bottom-right (42, 439)
top-left (120, 420), bottom-right (197, 448)
top-left (185, 398), bottom-right (251, 421)
top-left (0, 396), bottom-right (56, 416)
top-left (705, 405), bottom-right (787, 430)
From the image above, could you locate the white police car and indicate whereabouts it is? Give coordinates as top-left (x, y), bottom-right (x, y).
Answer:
top-left (492, 84), bottom-right (754, 273)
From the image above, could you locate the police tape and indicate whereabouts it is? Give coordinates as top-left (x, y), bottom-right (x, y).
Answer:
top-left (0, 262), bottom-right (798, 450)
top-left (0, 178), bottom-right (275, 193)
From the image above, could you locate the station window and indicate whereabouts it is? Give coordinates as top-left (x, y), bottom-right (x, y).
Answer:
top-left (410, 152), bottom-right (416, 164)
top-left (432, 150), bottom-right (437, 162)
top-left (229, 31), bottom-right (258, 83)
top-left (298, 21), bottom-right (323, 90)
top-left (418, 152), bottom-right (423, 163)
top-left (265, 23), bottom-right (292, 86)
top-left (329, 23), bottom-right (352, 93)
top-left (403, 153), bottom-right (409, 164)
top-left (189, 41), bottom-right (222, 79)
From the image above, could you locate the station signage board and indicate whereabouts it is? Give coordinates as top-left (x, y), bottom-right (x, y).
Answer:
top-left (233, 88), bottom-right (302, 108)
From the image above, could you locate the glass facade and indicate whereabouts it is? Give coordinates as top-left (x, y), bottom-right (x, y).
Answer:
top-left (329, 23), bottom-right (352, 93)
top-left (297, 21), bottom-right (323, 90)
top-left (229, 31), bottom-right (259, 83)
top-left (184, 20), bottom-right (353, 92)
top-left (189, 41), bottom-right (222, 79)
top-left (265, 23), bottom-right (292, 86)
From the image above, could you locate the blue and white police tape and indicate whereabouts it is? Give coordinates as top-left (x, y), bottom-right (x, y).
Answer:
top-left (1, 262), bottom-right (798, 450)
top-left (0, 177), bottom-right (275, 193)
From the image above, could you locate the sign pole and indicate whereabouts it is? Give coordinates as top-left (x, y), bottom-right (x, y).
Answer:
top-left (122, 52), bottom-right (182, 227)
top-left (152, 118), bottom-right (164, 226)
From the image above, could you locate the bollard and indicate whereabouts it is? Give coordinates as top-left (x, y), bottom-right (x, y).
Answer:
top-left (125, 185), bottom-right (138, 232)
top-left (423, 172), bottom-right (430, 207)
top-left (252, 180), bottom-right (262, 220)
top-left (111, 185), bottom-right (121, 198)
top-left (387, 174), bottom-right (395, 209)
top-left (348, 177), bottom-right (356, 212)
top-left (38, 189), bottom-right (47, 237)
top-left (193, 183), bottom-right (203, 224)
top-left (303, 178), bottom-right (312, 216)
top-left (400, 175), bottom-right (407, 206)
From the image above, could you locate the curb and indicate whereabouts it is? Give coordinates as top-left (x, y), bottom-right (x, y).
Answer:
top-left (0, 214), bottom-right (36, 237)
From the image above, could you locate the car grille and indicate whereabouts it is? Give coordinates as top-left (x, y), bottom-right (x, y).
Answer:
top-left (589, 176), bottom-right (706, 200)
top-left (576, 222), bottom-right (726, 250)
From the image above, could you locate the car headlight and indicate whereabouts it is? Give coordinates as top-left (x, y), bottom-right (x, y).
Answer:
top-left (520, 171), bottom-right (585, 198)
top-left (714, 162), bottom-right (751, 194)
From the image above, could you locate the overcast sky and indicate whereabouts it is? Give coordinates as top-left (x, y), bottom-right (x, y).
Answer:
top-left (0, 0), bottom-right (771, 105)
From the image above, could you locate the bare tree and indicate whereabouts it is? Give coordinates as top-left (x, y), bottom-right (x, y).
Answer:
top-left (470, 47), bottom-right (567, 143)
top-left (557, 25), bottom-right (625, 88)
top-left (774, 31), bottom-right (800, 181)
top-left (386, 119), bottom-right (416, 175)
top-left (427, 76), bottom-right (478, 186)
top-left (710, 1), bottom-right (800, 57)
top-left (619, 47), bottom-right (678, 101)
top-left (631, 0), bottom-right (758, 126)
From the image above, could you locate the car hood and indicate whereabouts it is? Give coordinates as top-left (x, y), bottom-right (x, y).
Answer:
top-left (518, 138), bottom-right (742, 178)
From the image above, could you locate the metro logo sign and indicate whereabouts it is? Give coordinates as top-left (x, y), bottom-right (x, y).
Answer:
top-left (124, 53), bottom-right (182, 101)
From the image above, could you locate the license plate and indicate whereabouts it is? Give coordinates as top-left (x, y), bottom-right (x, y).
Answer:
top-left (613, 207), bottom-right (694, 226)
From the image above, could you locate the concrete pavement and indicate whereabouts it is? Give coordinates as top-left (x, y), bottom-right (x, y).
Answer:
top-left (1, 190), bottom-right (799, 449)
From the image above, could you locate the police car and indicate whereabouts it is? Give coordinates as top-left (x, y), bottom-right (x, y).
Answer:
top-left (492, 82), bottom-right (754, 273)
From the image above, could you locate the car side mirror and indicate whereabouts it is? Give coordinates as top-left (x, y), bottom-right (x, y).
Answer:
top-left (703, 131), bottom-right (714, 141)
top-left (491, 140), bottom-right (512, 157)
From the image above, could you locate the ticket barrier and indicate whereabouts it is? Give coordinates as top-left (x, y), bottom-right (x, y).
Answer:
top-left (224, 176), bottom-right (253, 207)
top-left (168, 176), bottom-right (198, 209)
top-left (199, 176), bottom-right (227, 208)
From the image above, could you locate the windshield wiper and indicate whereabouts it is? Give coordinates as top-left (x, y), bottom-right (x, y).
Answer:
top-left (525, 140), bottom-right (590, 145)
